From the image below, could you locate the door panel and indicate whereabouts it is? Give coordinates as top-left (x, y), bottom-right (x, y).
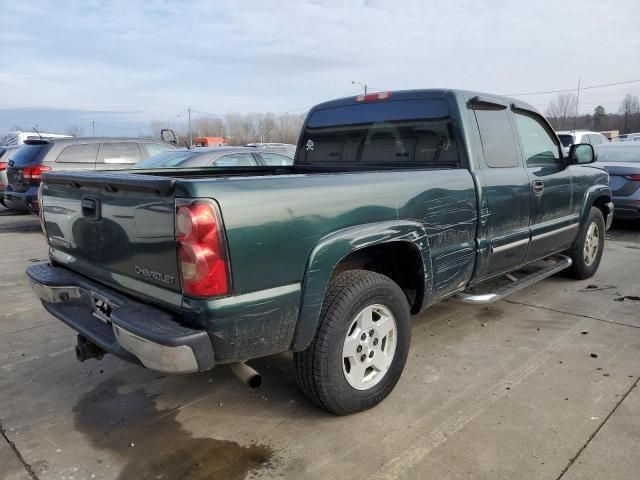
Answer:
top-left (469, 102), bottom-right (531, 281)
top-left (512, 111), bottom-right (575, 260)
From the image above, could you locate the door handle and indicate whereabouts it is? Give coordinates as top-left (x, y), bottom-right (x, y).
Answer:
top-left (531, 180), bottom-right (544, 196)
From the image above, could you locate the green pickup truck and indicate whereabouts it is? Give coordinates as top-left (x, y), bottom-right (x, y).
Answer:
top-left (27, 89), bottom-right (613, 415)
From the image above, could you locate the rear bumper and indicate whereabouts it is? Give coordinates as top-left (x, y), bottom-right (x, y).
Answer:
top-left (26, 263), bottom-right (215, 373)
top-left (3, 189), bottom-right (38, 212)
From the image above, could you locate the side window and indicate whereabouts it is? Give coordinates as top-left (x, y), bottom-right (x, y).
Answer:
top-left (213, 153), bottom-right (258, 167)
top-left (583, 134), bottom-right (593, 145)
top-left (261, 153), bottom-right (293, 166)
top-left (56, 144), bottom-right (99, 163)
top-left (513, 111), bottom-right (561, 167)
top-left (145, 143), bottom-right (173, 157)
top-left (101, 143), bottom-right (143, 164)
top-left (473, 107), bottom-right (520, 168)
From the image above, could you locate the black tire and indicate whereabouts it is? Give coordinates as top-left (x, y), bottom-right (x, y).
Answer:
top-left (294, 270), bottom-right (411, 415)
top-left (566, 207), bottom-right (605, 279)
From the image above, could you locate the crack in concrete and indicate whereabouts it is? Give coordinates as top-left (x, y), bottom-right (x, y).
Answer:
top-left (504, 299), bottom-right (640, 330)
top-left (0, 419), bottom-right (39, 480)
top-left (557, 376), bottom-right (639, 479)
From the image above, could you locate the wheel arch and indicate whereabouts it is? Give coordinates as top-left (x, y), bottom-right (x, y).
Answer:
top-left (580, 185), bottom-right (612, 225)
top-left (291, 220), bottom-right (432, 351)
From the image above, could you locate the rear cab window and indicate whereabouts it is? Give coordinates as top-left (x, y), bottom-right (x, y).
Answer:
top-left (299, 98), bottom-right (460, 168)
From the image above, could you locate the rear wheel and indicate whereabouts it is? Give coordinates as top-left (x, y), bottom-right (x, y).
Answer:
top-left (294, 270), bottom-right (411, 415)
top-left (566, 207), bottom-right (605, 279)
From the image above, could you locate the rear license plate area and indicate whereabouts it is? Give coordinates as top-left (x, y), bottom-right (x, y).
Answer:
top-left (91, 291), bottom-right (114, 324)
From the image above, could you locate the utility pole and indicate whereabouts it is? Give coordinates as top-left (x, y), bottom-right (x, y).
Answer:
top-left (351, 80), bottom-right (368, 95)
top-left (188, 108), bottom-right (192, 148)
top-left (92, 120), bottom-right (95, 136)
top-left (574, 77), bottom-right (581, 131)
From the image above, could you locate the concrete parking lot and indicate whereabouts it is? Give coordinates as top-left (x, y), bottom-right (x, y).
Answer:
top-left (1, 208), bottom-right (639, 480)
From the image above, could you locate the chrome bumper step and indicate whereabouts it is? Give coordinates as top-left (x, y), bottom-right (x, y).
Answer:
top-left (454, 255), bottom-right (573, 305)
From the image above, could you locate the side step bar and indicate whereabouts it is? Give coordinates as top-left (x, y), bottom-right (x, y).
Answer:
top-left (454, 255), bottom-right (572, 305)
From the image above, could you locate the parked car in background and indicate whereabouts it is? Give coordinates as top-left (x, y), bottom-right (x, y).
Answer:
top-left (0, 146), bottom-right (18, 207)
top-left (617, 133), bottom-right (640, 142)
top-left (4, 137), bottom-right (178, 212)
top-left (2, 130), bottom-right (72, 147)
top-left (596, 142), bottom-right (640, 220)
top-left (246, 142), bottom-right (296, 157)
top-left (134, 146), bottom-right (294, 169)
top-left (556, 130), bottom-right (609, 153)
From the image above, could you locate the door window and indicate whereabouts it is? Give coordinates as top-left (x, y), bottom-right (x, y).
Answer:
top-left (473, 107), bottom-right (520, 168)
top-left (101, 143), bottom-right (143, 164)
top-left (213, 153), bottom-right (257, 167)
top-left (56, 144), bottom-right (99, 163)
top-left (513, 112), bottom-right (561, 167)
top-left (261, 153), bottom-right (293, 166)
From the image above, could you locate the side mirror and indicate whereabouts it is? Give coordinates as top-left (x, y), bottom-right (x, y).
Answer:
top-left (568, 143), bottom-right (596, 165)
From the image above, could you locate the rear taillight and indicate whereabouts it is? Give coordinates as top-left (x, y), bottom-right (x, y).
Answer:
top-left (0, 161), bottom-right (7, 172)
top-left (624, 174), bottom-right (640, 181)
top-left (176, 199), bottom-right (230, 298)
top-left (23, 165), bottom-right (51, 180)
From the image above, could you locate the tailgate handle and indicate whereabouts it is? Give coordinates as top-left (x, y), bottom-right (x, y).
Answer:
top-left (81, 196), bottom-right (101, 220)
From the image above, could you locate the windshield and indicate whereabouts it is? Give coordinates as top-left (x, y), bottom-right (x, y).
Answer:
top-left (596, 146), bottom-right (640, 163)
top-left (300, 99), bottom-right (459, 166)
top-left (134, 151), bottom-right (197, 168)
top-left (558, 134), bottom-right (574, 147)
top-left (9, 143), bottom-right (52, 166)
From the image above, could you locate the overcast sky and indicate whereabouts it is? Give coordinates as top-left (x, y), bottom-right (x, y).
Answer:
top-left (1, 0), bottom-right (639, 136)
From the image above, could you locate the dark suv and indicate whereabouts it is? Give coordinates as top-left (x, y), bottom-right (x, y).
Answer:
top-left (4, 137), bottom-right (178, 212)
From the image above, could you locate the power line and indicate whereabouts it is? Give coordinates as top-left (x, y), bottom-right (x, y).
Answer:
top-left (504, 78), bottom-right (640, 96)
top-left (279, 87), bottom-right (371, 115)
top-left (190, 109), bottom-right (225, 118)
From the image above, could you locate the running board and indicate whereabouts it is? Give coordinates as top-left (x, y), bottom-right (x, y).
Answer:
top-left (454, 255), bottom-right (572, 305)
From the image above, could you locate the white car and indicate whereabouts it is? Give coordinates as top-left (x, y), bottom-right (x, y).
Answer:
top-left (556, 130), bottom-right (609, 153)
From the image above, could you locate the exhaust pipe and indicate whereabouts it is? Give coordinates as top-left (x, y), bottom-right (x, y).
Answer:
top-left (75, 335), bottom-right (105, 362)
top-left (230, 362), bottom-right (262, 388)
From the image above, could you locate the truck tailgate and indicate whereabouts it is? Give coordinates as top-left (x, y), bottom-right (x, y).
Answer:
top-left (41, 172), bottom-right (181, 293)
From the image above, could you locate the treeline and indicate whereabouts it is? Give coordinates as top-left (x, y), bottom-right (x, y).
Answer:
top-left (545, 93), bottom-right (640, 133)
top-left (150, 112), bottom-right (306, 147)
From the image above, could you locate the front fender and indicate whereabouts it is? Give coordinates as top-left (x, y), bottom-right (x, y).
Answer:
top-left (290, 220), bottom-right (432, 351)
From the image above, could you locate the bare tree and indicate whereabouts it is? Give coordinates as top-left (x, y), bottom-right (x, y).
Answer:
top-left (619, 94), bottom-right (640, 133)
top-left (149, 111), bottom-right (306, 146)
top-left (66, 125), bottom-right (84, 137)
top-left (546, 93), bottom-right (578, 130)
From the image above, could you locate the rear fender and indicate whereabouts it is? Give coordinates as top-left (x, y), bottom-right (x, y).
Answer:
top-left (291, 220), bottom-right (432, 351)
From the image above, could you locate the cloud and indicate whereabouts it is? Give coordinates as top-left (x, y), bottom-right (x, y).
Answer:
top-left (1, 0), bottom-right (639, 133)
